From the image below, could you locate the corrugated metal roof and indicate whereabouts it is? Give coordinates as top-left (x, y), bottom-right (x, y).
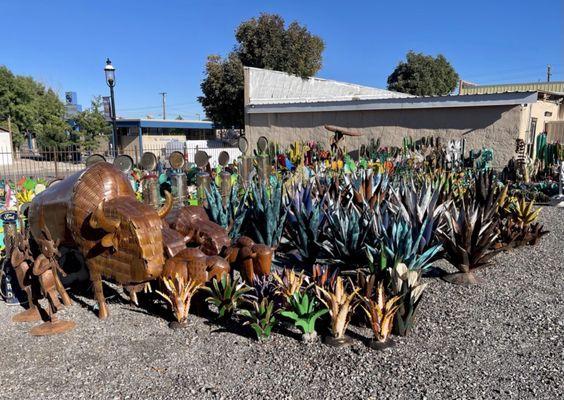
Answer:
top-left (460, 81), bottom-right (564, 95)
top-left (246, 92), bottom-right (538, 114)
top-left (245, 67), bottom-right (412, 105)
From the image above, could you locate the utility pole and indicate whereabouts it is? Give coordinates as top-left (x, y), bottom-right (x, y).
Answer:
top-left (547, 65), bottom-right (552, 82)
top-left (159, 92), bottom-right (167, 119)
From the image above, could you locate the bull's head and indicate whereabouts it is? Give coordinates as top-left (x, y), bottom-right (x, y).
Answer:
top-left (89, 191), bottom-right (173, 279)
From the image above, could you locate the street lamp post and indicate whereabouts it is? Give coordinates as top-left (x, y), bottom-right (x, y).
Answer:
top-left (104, 58), bottom-right (118, 157)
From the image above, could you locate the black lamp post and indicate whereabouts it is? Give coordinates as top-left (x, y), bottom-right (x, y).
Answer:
top-left (104, 58), bottom-right (118, 157)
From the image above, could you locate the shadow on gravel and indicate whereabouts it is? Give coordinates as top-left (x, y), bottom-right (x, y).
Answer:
top-left (422, 266), bottom-right (449, 278)
top-left (205, 318), bottom-right (255, 340)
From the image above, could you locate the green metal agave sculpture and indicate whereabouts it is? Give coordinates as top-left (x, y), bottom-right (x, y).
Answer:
top-left (246, 178), bottom-right (287, 248)
top-left (205, 183), bottom-right (248, 239)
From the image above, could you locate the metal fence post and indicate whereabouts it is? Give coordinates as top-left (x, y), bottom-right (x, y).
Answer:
top-left (54, 147), bottom-right (59, 178)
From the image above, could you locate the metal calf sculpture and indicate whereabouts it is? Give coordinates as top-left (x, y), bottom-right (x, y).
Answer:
top-left (163, 248), bottom-right (230, 286)
top-left (28, 162), bottom-right (173, 319)
top-left (30, 227), bottom-right (75, 335)
top-left (225, 236), bottom-right (273, 283)
top-left (165, 205), bottom-right (231, 256)
top-left (10, 230), bottom-right (40, 322)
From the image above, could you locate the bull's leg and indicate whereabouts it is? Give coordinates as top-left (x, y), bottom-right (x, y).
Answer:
top-left (241, 258), bottom-right (255, 283)
top-left (125, 284), bottom-right (140, 306)
top-left (90, 271), bottom-right (109, 319)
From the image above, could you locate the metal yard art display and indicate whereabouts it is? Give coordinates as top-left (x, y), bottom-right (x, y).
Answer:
top-left (140, 151), bottom-right (160, 209)
top-left (27, 162), bottom-right (172, 321)
top-left (256, 136), bottom-right (271, 182)
top-left (1, 132), bottom-right (552, 347)
top-left (195, 150), bottom-right (212, 205)
top-left (324, 124), bottom-right (364, 155)
top-left (6, 160), bottom-right (265, 332)
top-left (169, 151), bottom-right (187, 208)
top-left (238, 136), bottom-right (253, 184)
top-left (217, 150), bottom-right (232, 205)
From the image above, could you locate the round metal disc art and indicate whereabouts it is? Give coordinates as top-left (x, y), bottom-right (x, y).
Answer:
top-left (169, 151), bottom-right (185, 170)
top-left (140, 152), bottom-right (157, 171)
top-left (257, 136), bottom-right (269, 153)
top-left (194, 150), bottom-right (210, 168)
top-left (85, 154), bottom-right (106, 167)
top-left (113, 154), bottom-right (134, 173)
top-left (238, 136), bottom-right (249, 155)
top-left (218, 151), bottom-right (230, 167)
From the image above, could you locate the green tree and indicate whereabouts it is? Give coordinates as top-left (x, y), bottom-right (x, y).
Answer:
top-left (199, 54), bottom-right (245, 129)
top-left (33, 87), bottom-right (69, 148)
top-left (0, 65), bottom-right (69, 148)
top-left (387, 51), bottom-right (459, 96)
top-left (199, 13), bottom-right (324, 128)
top-left (74, 96), bottom-right (111, 151)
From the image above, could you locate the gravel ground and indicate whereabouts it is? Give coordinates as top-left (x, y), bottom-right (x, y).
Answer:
top-left (0, 208), bottom-right (562, 400)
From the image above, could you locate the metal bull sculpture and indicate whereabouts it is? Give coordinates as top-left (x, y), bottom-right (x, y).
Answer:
top-left (28, 162), bottom-right (173, 319)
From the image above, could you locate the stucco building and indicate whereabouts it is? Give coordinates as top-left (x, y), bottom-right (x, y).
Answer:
top-left (244, 67), bottom-right (564, 168)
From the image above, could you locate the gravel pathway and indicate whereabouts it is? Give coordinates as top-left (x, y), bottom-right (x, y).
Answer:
top-left (1, 208), bottom-right (562, 400)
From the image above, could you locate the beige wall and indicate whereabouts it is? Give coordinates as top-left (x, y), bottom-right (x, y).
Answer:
top-left (518, 100), bottom-right (562, 156)
top-left (121, 134), bottom-right (186, 154)
top-left (246, 105), bottom-right (522, 168)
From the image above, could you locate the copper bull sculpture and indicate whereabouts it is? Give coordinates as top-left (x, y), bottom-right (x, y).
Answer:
top-left (28, 162), bottom-right (173, 320)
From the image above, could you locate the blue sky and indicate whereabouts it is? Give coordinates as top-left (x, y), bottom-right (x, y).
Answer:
top-left (3, 0), bottom-right (563, 119)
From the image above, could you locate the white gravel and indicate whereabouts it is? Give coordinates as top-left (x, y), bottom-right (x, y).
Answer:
top-left (0, 208), bottom-right (562, 400)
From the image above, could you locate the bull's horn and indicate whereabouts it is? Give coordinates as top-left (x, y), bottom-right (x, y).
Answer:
top-left (158, 191), bottom-right (173, 219)
top-left (90, 200), bottom-right (120, 232)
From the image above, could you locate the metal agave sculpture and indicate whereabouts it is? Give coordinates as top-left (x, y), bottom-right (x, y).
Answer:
top-left (205, 183), bottom-right (248, 239)
top-left (283, 181), bottom-right (326, 264)
top-left (350, 170), bottom-right (390, 209)
top-left (390, 178), bottom-right (448, 257)
top-left (247, 179), bottom-right (287, 248)
top-left (367, 216), bottom-right (442, 273)
top-left (320, 204), bottom-right (375, 268)
top-left (437, 195), bottom-right (504, 285)
top-left (388, 263), bottom-right (427, 336)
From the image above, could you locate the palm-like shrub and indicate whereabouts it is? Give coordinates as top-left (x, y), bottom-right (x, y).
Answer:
top-left (367, 217), bottom-right (442, 273)
top-left (272, 268), bottom-right (306, 301)
top-left (157, 275), bottom-right (203, 324)
top-left (390, 180), bottom-right (448, 256)
top-left (240, 297), bottom-right (279, 341)
top-left (351, 171), bottom-right (390, 209)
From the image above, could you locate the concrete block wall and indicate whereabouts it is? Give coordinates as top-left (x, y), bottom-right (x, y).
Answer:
top-left (245, 105), bottom-right (522, 168)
